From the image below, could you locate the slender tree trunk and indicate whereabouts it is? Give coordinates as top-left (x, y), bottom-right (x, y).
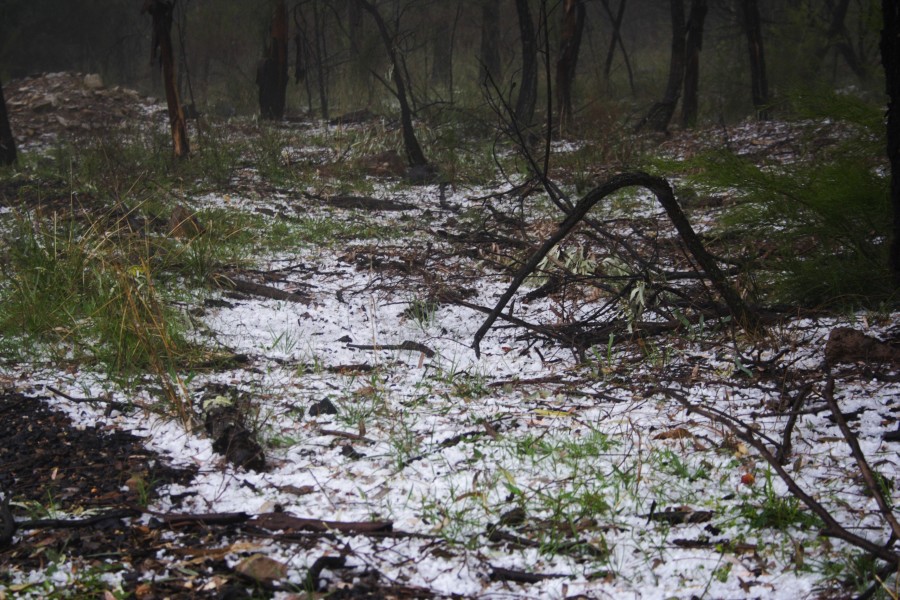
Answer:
top-left (313, 0), bottom-right (329, 120)
top-left (826, 0), bottom-right (867, 82)
top-left (0, 79), bottom-right (16, 166)
top-left (601, 0), bottom-right (634, 94)
top-left (514, 0), bottom-right (538, 128)
top-left (739, 0), bottom-right (769, 120)
top-left (257, 0), bottom-right (288, 120)
top-left (882, 0), bottom-right (900, 285)
top-left (556, 0), bottom-right (585, 135)
top-left (479, 0), bottom-right (501, 84)
top-left (430, 16), bottom-right (452, 93)
top-left (638, 0), bottom-right (685, 133)
top-left (680, 0), bottom-right (707, 128)
top-left (357, 0), bottom-right (428, 170)
top-left (142, 0), bottom-right (190, 158)
top-left (347, 0), bottom-right (366, 79)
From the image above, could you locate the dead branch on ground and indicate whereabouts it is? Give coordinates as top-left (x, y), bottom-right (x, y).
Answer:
top-left (473, 172), bottom-right (758, 356)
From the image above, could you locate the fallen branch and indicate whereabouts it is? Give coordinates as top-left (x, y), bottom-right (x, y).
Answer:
top-left (473, 172), bottom-right (758, 356)
top-left (489, 566), bottom-right (568, 583)
top-left (347, 341), bottom-right (436, 358)
top-left (47, 385), bottom-right (131, 414)
top-left (823, 375), bottom-right (900, 541)
top-left (212, 271), bottom-right (312, 304)
top-left (18, 508), bottom-right (141, 530)
top-left (661, 387), bottom-right (900, 567)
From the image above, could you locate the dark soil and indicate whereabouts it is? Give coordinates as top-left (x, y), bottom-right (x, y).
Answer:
top-left (0, 391), bottom-right (454, 599)
top-left (0, 390), bottom-right (238, 599)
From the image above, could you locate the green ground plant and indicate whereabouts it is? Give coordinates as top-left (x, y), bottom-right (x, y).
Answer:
top-left (679, 92), bottom-right (894, 308)
top-left (737, 468), bottom-right (822, 532)
top-left (0, 208), bottom-right (201, 421)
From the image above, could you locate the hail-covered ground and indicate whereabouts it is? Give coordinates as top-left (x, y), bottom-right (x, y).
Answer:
top-left (2, 118), bottom-right (899, 599)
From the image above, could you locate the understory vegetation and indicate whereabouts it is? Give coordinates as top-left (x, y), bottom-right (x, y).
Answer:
top-left (0, 87), bottom-right (898, 598)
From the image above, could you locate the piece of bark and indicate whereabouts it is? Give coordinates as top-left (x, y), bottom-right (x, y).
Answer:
top-left (825, 327), bottom-right (900, 367)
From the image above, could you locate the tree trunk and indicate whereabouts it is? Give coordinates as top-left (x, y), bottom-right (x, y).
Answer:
top-left (430, 17), bottom-right (452, 93)
top-left (680, 0), bottom-right (707, 128)
top-left (882, 0), bottom-right (900, 285)
top-left (601, 0), bottom-right (634, 94)
top-left (142, 0), bottom-right (189, 158)
top-left (479, 0), bottom-right (501, 85)
top-left (0, 78), bottom-right (16, 166)
top-left (638, 0), bottom-right (685, 133)
top-left (739, 0), bottom-right (769, 120)
top-left (312, 0), bottom-right (329, 120)
top-left (826, 0), bottom-right (867, 82)
top-left (357, 0), bottom-right (429, 170)
top-left (347, 0), bottom-right (366, 76)
top-left (556, 0), bottom-right (585, 135)
top-left (258, 0), bottom-right (289, 120)
top-left (514, 0), bottom-right (538, 128)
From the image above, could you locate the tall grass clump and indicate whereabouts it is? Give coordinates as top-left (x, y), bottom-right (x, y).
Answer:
top-left (0, 210), bottom-right (196, 420)
top-left (684, 92), bottom-right (894, 308)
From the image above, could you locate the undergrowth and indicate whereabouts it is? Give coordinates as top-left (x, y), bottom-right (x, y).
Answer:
top-left (677, 92), bottom-right (895, 308)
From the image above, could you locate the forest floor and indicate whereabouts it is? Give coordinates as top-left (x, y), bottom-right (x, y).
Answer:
top-left (1, 73), bottom-right (899, 599)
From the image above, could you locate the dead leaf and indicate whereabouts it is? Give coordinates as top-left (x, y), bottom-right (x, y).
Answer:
top-left (653, 427), bottom-right (693, 440)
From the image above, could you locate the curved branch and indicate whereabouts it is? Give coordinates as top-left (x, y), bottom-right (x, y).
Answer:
top-left (472, 172), bottom-right (758, 356)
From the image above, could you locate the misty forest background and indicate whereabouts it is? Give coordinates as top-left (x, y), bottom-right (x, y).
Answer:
top-left (0, 0), bottom-right (882, 128)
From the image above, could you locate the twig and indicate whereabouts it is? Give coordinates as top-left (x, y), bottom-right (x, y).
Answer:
top-left (47, 385), bottom-right (130, 414)
top-left (776, 383), bottom-right (812, 465)
top-left (823, 375), bottom-right (900, 541)
top-left (18, 508), bottom-right (141, 530)
top-left (318, 429), bottom-right (375, 444)
top-left (663, 388), bottom-right (900, 566)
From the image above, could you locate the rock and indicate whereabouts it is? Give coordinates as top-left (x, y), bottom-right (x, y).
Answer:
top-left (825, 327), bottom-right (900, 367)
top-left (234, 554), bottom-right (287, 585)
top-left (83, 73), bottom-right (103, 90)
